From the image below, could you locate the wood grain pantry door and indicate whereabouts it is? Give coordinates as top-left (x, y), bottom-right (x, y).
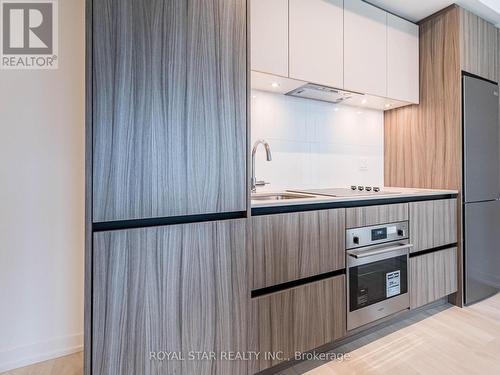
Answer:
top-left (92, 219), bottom-right (249, 375)
top-left (92, 0), bottom-right (247, 222)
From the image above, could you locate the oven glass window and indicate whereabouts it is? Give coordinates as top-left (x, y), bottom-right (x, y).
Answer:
top-left (349, 255), bottom-right (408, 312)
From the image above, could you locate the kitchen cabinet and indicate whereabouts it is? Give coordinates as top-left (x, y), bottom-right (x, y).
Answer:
top-left (289, 0), bottom-right (344, 88)
top-left (92, 220), bottom-right (249, 375)
top-left (250, 0), bottom-right (420, 105)
top-left (252, 209), bottom-right (345, 290)
top-left (92, 0), bottom-right (247, 222)
top-left (346, 203), bottom-right (408, 229)
top-left (251, 0), bottom-right (288, 77)
top-left (410, 199), bottom-right (457, 253)
top-left (387, 13), bottom-right (420, 103)
top-left (344, 0), bottom-right (387, 97)
top-left (410, 247), bottom-right (458, 309)
top-left (252, 275), bottom-right (346, 371)
top-left (384, 5), bottom-right (500, 308)
top-left (460, 8), bottom-right (498, 82)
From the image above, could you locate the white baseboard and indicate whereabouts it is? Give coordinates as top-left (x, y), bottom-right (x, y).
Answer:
top-left (0, 333), bottom-right (83, 373)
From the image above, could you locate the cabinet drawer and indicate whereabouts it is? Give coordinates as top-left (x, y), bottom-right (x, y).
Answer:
top-left (410, 199), bottom-right (457, 253)
top-left (252, 209), bottom-right (345, 290)
top-left (252, 275), bottom-right (346, 371)
top-left (410, 247), bottom-right (458, 309)
top-left (346, 203), bottom-right (408, 229)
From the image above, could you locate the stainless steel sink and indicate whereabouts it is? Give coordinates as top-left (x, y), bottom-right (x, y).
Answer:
top-left (251, 192), bottom-right (316, 201)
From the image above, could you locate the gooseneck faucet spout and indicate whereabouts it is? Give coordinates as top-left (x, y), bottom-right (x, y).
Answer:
top-left (251, 139), bottom-right (272, 193)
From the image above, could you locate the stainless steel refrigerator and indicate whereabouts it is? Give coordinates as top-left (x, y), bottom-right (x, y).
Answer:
top-left (463, 74), bottom-right (500, 305)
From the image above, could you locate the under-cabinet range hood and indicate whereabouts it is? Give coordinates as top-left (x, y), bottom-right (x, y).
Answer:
top-left (250, 71), bottom-right (411, 111)
top-left (286, 83), bottom-right (360, 104)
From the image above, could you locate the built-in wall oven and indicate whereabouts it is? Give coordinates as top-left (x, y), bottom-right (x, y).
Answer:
top-left (346, 221), bottom-right (412, 331)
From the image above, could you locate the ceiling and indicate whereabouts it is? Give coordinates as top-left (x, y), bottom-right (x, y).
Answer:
top-left (366, 0), bottom-right (500, 27)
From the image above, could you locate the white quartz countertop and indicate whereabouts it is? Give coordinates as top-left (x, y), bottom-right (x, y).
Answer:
top-left (251, 187), bottom-right (459, 209)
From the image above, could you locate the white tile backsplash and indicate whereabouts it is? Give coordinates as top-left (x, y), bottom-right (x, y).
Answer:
top-left (251, 90), bottom-right (384, 191)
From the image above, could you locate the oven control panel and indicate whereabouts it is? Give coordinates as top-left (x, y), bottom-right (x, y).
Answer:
top-left (346, 221), bottom-right (409, 249)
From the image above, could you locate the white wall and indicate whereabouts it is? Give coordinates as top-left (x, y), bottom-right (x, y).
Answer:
top-left (251, 90), bottom-right (384, 191)
top-left (0, 0), bottom-right (85, 371)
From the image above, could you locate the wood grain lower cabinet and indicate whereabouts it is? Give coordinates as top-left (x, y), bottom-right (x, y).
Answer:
top-left (345, 203), bottom-right (408, 229)
top-left (92, 220), bottom-right (249, 375)
top-left (410, 199), bottom-right (457, 253)
top-left (410, 247), bottom-right (458, 309)
top-left (252, 275), bottom-right (346, 372)
top-left (252, 209), bottom-right (345, 290)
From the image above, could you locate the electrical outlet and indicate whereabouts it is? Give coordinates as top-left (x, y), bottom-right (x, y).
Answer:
top-left (359, 158), bottom-right (368, 171)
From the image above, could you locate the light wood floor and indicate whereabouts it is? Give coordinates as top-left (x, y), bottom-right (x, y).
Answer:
top-left (2, 293), bottom-right (500, 375)
top-left (279, 293), bottom-right (500, 375)
top-left (1, 352), bottom-right (83, 375)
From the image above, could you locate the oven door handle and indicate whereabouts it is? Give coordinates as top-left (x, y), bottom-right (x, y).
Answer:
top-left (348, 243), bottom-right (413, 259)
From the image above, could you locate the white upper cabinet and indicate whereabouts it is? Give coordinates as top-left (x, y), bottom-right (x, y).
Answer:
top-left (289, 0), bottom-right (343, 88)
top-left (387, 14), bottom-right (419, 104)
top-left (250, 0), bottom-right (289, 77)
top-left (344, 0), bottom-right (387, 97)
top-left (250, 0), bottom-right (420, 108)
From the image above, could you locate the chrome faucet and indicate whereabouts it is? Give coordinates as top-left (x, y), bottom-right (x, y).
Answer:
top-left (251, 139), bottom-right (272, 193)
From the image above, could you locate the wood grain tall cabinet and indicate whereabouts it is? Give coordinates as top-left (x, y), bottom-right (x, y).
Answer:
top-left (85, 0), bottom-right (249, 374)
top-left (384, 5), bottom-right (499, 307)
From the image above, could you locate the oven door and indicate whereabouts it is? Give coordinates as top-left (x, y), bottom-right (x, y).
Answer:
top-left (347, 242), bottom-right (412, 331)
